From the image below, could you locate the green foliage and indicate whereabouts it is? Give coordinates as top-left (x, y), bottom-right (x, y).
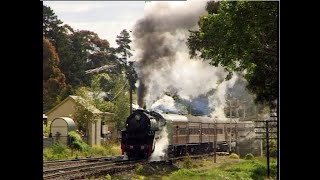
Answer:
top-left (43, 124), bottom-right (50, 137)
top-left (188, 1), bottom-right (278, 107)
top-left (44, 143), bottom-right (72, 160)
top-left (105, 174), bottom-right (112, 180)
top-left (116, 29), bottom-right (133, 71)
top-left (135, 164), bottom-right (144, 174)
top-left (182, 156), bottom-right (193, 169)
top-left (229, 153), bottom-right (240, 159)
top-left (167, 158), bottom-right (277, 180)
top-left (110, 75), bottom-right (130, 130)
top-left (43, 37), bottom-right (67, 112)
top-left (269, 139), bottom-right (277, 157)
top-left (244, 153), bottom-right (254, 160)
top-left (89, 145), bottom-right (108, 156)
top-left (68, 131), bottom-right (82, 141)
top-left (43, 142), bottom-right (121, 161)
top-left (68, 131), bottom-right (89, 151)
top-left (43, 4), bottom-right (119, 93)
top-left (73, 83), bottom-right (112, 133)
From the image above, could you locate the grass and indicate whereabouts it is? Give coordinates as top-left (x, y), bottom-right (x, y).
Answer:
top-left (94, 155), bottom-right (277, 180)
top-left (43, 142), bottom-right (121, 161)
top-left (43, 131), bottom-right (122, 161)
top-left (164, 156), bottom-right (277, 180)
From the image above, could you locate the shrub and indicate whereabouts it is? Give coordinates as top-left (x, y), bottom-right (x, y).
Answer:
top-left (43, 124), bottom-right (50, 137)
top-left (43, 148), bottom-right (54, 160)
top-left (229, 153), bottom-right (240, 159)
top-left (135, 164), bottom-right (144, 174)
top-left (182, 156), bottom-right (193, 169)
top-left (270, 140), bottom-right (278, 157)
top-left (52, 143), bottom-right (69, 154)
top-left (251, 162), bottom-right (267, 179)
top-left (105, 174), bottom-right (112, 180)
top-left (90, 145), bottom-right (107, 156)
top-left (68, 131), bottom-right (82, 142)
top-left (244, 153), bottom-right (254, 160)
top-left (43, 143), bottom-right (71, 160)
top-left (68, 131), bottom-right (89, 152)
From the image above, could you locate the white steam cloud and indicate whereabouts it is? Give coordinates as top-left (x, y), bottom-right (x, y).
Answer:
top-left (209, 74), bottom-right (239, 119)
top-left (151, 95), bottom-right (179, 113)
top-left (133, 0), bottom-right (249, 119)
top-left (150, 127), bottom-right (169, 162)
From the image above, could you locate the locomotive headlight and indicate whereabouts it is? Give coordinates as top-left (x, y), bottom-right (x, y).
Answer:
top-left (135, 114), bottom-right (141, 121)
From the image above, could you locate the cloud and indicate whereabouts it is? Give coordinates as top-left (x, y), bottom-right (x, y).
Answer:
top-left (43, 1), bottom-right (146, 47)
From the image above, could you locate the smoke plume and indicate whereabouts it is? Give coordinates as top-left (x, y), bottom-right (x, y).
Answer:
top-left (132, 1), bottom-right (257, 119)
top-left (150, 126), bottom-right (169, 162)
top-left (133, 0), bottom-right (208, 107)
top-left (209, 74), bottom-right (238, 119)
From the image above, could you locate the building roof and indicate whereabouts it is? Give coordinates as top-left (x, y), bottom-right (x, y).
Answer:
top-left (51, 117), bottom-right (77, 131)
top-left (46, 95), bottom-right (104, 115)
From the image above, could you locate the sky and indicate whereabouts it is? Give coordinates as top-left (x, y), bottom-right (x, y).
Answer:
top-left (43, 1), bottom-right (146, 47)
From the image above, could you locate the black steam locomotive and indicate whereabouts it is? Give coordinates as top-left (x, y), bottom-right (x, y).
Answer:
top-left (121, 109), bottom-right (254, 159)
top-left (120, 109), bottom-right (165, 159)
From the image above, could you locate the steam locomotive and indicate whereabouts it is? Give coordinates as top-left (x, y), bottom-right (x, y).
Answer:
top-left (120, 109), bottom-right (254, 159)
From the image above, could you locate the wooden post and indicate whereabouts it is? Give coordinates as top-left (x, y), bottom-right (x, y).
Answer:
top-left (214, 120), bottom-right (217, 163)
top-left (266, 120), bottom-right (270, 178)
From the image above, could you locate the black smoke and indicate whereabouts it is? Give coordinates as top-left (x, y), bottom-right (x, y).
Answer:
top-left (132, 1), bottom-right (207, 107)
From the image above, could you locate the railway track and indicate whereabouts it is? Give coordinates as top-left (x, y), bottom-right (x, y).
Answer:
top-left (43, 156), bottom-right (145, 180)
top-left (43, 152), bottom-right (229, 179)
top-left (43, 156), bottom-right (118, 169)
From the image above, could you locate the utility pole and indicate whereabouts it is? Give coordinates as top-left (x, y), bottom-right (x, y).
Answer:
top-left (213, 119), bottom-right (217, 163)
top-left (128, 62), bottom-right (134, 114)
top-left (227, 97), bottom-right (232, 153)
top-left (255, 115), bottom-right (277, 178)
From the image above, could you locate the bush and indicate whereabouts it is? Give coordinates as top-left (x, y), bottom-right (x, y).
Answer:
top-left (251, 162), bottom-right (267, 179)
top-left (43, 143), bottom-right (71, 160)
top-left (135, 164), bottom-right (144, 174)
top-left (90, 145), bottom-right (107, 156)
top-left (43, 124), bottom-right (50, 137)
top-left (182, 156), bottom-right (193, 169)
top-left (270, 140), bottom-right (277, 158)
top-left (68, 131), bottom-right (82, 142)
top-left (229, 153), bottom-right (240, 159)
top-left (43, 148), bottom-right (54, 160)
top-left (68, 131), bottom-right (89, 152)
top-left (52, 143), bottom-right (69, 154)
top-left (245, 153), bottom-right (254, 160)
top-left (105, 174), bottom-right (112, 180)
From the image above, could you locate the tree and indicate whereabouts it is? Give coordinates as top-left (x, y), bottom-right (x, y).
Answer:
top-left (188, 1), bottom-right (278, 107)
top-left (43, 37), bottom-right (67, 112)
top-left (43, 5), bottom-right (73, 61)
top-left (73, 73), bottom-right (130, 132)
top-left (43, 5), bottom-right (116, 91)
top-left (115, 29), bottom-right (137, 113)
top-left (73, 74), bottom-right (114, 133)
top-left (43, 5), bottom-right (74, 97)
top-left (53, 29), bottom-right (113, 89)
top-left (116, 29), bottom-right (133, 70)
top-left (109, 75), bottom-right (130, 129)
